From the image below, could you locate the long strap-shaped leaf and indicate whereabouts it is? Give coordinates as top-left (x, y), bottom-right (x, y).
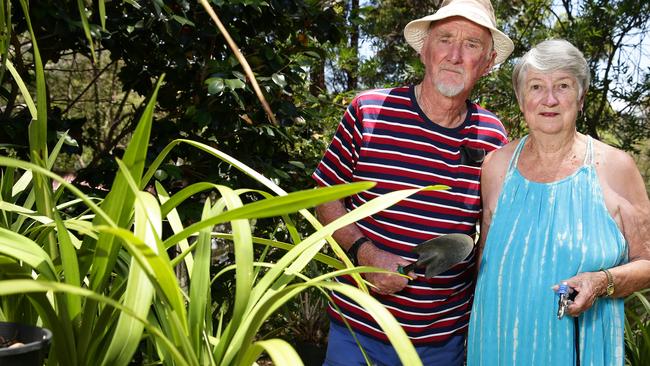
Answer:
top-left (54, 212), bottom-right (82, 319)
top-left (0, 227), bottom-right (57, 280)
top-left (156, 181), bottom-right (195, 272)
top-left (100, 192), bottom-right (160, 366)
top-left (188, 199), bottom-right (218, 361)
top-left (239, 338), bottom-right (304, 366)
top-left (77, 76), bottom-right (165, 355)
top-left (110, 158), bottom-right (188, 330)
top-left (76, 0), bottom-right (97, 62)
top-left (86, 75), bottom-right (165, 292)
top-left (0, 0), bottom-right (10, 83)
top-left (17, 0), bottom-right (46, 161)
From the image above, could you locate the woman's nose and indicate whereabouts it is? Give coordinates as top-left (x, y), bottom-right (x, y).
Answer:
top-left (542, 89), bottom-right (559, 106)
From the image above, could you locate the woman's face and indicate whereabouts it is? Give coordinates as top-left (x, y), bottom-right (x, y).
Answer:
top-left (520, 69), bottom-right (581, 135)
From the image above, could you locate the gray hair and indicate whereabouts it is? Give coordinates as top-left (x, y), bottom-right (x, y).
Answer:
top-left (512, 39), bottom-right (590, 104)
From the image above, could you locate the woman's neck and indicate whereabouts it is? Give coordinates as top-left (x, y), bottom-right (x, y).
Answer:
top-left (519, 131), bottom-right (586, 182)
top-left (526, 131), bottom-right (580, 160)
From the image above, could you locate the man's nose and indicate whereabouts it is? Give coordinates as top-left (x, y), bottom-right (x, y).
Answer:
top-left (446, 42), bottom-right (462, 63)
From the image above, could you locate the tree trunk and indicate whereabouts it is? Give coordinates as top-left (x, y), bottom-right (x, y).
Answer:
top-left (346, 0), bottom-right (359, 90)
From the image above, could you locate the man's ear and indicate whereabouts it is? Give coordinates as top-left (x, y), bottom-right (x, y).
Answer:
top-left (481, 50), bottom-right (497, 76)
top-left (419, 37), bottom-right (430, 63)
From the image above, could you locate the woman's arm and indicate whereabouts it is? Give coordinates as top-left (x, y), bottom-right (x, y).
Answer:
top-left (565, 145), bottom-right (650, 316)
top-left (601, 148), bottom-right (650, 297)
top-left (476, 142), bottom-right (514, 269)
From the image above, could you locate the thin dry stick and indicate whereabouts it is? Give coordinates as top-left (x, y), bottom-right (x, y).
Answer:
top-left (199, 0), bottom-right (278, 125)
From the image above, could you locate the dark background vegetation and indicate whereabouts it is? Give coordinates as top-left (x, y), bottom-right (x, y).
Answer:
top-left (1, 0), bottom-right (649, 361)
top-left (3, 0), bottom-right (649, 194)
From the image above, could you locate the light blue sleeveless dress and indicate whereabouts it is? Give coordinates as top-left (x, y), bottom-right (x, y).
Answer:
top-left (467, 135), bottom-right (627, 365)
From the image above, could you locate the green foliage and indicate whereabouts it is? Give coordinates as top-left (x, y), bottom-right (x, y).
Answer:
top-left (625, 291), bottom-right (650, 365)
top-left (1, 0), bottom-right (347, 196)
top-left (0, 134), bottom-right (431, 365)
top-left (0, 2), bottom-right (435, 365)
top-left (1, 1), bottom-right (649, 363)
top-left (356, 0), bottom-right (650, 146)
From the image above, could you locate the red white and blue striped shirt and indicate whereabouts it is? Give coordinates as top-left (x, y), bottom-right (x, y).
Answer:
top-left (312, 85), bottom-right (508, 345)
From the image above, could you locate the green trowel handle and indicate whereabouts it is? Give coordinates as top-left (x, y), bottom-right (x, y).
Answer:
top-left (397, 263), bottom-right (416, 275)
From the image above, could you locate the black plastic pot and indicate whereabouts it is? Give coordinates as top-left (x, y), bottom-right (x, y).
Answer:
top-left (0, 322), bottom-right (52, 366)
top-left (295, 340), bottom-right (326, 366)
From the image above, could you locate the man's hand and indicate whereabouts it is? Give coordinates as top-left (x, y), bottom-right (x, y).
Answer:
top-left (357, 241), bottom-right (415, 295)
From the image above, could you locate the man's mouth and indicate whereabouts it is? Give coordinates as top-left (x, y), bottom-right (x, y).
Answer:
top-left (441, 68), bottom-right (463, 75)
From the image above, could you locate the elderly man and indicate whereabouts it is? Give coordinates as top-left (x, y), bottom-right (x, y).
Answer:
top-left (312, 0), bottom-right (513, 365)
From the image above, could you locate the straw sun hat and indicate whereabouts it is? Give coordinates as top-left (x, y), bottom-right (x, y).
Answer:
top-left (403, 0), bottom-right (514, 65)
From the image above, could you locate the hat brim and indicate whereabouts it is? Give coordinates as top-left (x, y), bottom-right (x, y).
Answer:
top-left (404, 8), bottom-right (514, 65)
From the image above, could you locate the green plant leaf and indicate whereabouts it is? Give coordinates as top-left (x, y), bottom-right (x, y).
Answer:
top-left (240, 338), bottom-right (304, 366)
top-left (188, 199), bottom-right (219, 356)
top-left (0, 227), bottom-right (57, 280)
top-left (3, 60), bottom-right (36, 118)
top-left (155, 181), bottom-right (194, 272)
top-left (86, 75), bottom-right (165, 294)
top-left (54, 212), bottom-right (82, 319)
top-left (101, 192), bottom-right (160, 366)
top-left (271, 73), bottom-right (287, 88)
top-left (107, 160), bottom-right (188, 328)
top-left (76, 0), bottom-right (97, 62)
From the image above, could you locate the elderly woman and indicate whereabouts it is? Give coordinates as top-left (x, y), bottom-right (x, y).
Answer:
top-left (466, 39), bottom-right (650, 365)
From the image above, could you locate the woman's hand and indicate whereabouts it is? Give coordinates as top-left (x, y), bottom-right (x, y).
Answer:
top-left (554, 271), bottom-right (608, 317)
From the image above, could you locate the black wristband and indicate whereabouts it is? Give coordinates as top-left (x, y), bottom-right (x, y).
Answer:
top-left (347, 236), bottom-right (371, 265)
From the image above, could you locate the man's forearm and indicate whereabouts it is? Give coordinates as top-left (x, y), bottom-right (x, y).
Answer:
top-left (315, 200), bottom-right (367, 250)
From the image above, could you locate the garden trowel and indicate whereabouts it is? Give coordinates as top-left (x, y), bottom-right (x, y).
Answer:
top-left (397, 233), bottom-right (474, 278)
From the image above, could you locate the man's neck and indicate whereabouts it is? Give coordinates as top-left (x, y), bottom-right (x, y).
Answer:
top-left (416, 83), bottom-right (468, 128)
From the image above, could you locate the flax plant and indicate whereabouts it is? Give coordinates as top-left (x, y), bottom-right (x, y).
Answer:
top-left (625, 290), bottom-right (650, 365)
top-left (0, 2), bottom-right (429, 365)
top-left (0, 94), bottom-right (430, 364)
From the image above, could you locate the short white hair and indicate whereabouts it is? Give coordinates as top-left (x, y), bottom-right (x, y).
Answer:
top-left (512, 39), bottom-right (590, 104)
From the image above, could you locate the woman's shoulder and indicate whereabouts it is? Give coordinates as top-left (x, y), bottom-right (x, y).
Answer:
top-left (482, 138), bottom-right (523, 182)
top-left (591, 138), bottom-right (637, 174)
top-left (591, 137), bottom-right (646, 205)
top-left (486, 137), bottom-right (522, 163)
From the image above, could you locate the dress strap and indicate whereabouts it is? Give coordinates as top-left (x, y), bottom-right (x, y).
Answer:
top-left (507, 135), bottom-right (528, 173)
top-left (583, 135), bottom-right (594, 166)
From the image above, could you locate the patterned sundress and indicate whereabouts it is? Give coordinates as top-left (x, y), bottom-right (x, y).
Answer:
top-left (467, 135), bottom-right (627, 365)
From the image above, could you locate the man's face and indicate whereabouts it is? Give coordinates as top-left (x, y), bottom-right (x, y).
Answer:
top-left (420, 16), bottom-right (496, 98)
